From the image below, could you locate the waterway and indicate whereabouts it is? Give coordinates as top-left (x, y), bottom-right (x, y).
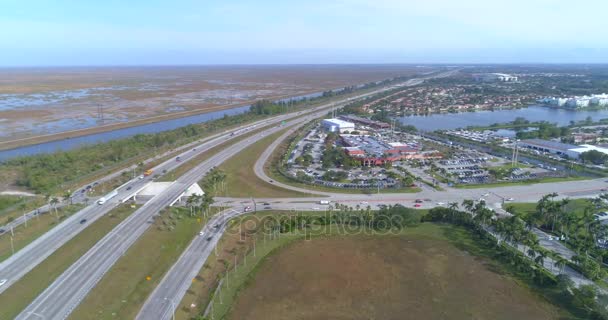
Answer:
top-left (0, 91), bottom-right (324, 162)
top-left (398, 106), bottom-right (608, 132)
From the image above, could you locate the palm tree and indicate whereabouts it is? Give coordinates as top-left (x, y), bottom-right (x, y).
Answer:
top-left (554, 256), bottom-right (568, 274)
top-left (63, 191), bottom-right (72, 205)
top-left (461, 199), bottom-right (474, 213)
top-left (534, 248), bottom-right (547, 268)
top-left (50, 197), bottom-right (60, 219)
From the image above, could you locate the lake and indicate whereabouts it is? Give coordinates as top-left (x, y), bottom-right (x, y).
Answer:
top-left (398, 106), bottom-right (608, 131)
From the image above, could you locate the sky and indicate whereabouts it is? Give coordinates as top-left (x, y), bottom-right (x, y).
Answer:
top-left (1, 0), bottom-right (608, 66)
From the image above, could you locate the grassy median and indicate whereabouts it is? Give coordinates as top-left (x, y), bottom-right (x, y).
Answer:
top-left (218, 130), bottom-right (311, 198)
top-left (0, 203), bottom-right (138, 320)
top-left (0, 204), bottom-right (84, 262)
top-left (68, 206), bottom-right (221, 320)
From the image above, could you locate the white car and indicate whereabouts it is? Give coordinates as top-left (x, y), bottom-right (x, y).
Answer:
top-left (199, 231), bottom-right (205, 236)
top-left (482, 193), bottom-right (489, 197)
top-left (0, 279), bottom-right (7, 287)
top-left (506, 197), bottom-right (515, 201)
top-left (360, 201), bottom-right (369, 205)
top-left (436, 202), bottom-right (445, 206)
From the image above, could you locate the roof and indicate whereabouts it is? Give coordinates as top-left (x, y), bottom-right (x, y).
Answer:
top-left (568, 144), bottom-right (608, 155)
top-left (520, 139), bottom-right (578, 152)
top-left (322, 118), bottom-right (354, 127)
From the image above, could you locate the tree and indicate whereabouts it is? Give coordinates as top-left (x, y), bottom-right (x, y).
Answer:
top-left (554, 256), bottom-right (568, 274)
top-left (50, 197), bottom-right (60, 219)
top-left (63, 191), bottom-right (72, 205)
top-left (580, 149), bottom-right (608, 165)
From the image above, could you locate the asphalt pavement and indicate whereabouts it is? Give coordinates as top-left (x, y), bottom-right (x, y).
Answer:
top-left (14, 76), bottom-right (405, 319)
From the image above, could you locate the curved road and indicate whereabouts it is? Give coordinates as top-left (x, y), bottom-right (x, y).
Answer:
top-left (14, 72), bottom-right (439, 319)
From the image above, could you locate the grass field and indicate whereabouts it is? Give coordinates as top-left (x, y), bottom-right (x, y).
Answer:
top-left (159, 122), bottom-right (282, 183)
top-left (506, 198), bottom-right (591, 219)
top-left (218, 130), bottom-right (312, 198)
top-left (454, 176), bottom-right (589, 189)
top-left (226, 227), bottom-right (564, 320)
top-left (0, 204), bottom-right (84, 262)
top-left (0, 195), bottom-right (44, 221)
top-left (0, 203), bottom-right (137, 320)
top-left (68, 206), bottom-right (220, 320)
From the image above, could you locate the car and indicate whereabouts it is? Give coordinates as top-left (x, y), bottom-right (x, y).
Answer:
top-left (482, 193), bottom-right (489, 197)
top-left (81, 189), bottom-right (86, 193)
top-left (214, 224), bottom-right (220, 229)
top-left (199, 231), bottom-right (205, 236)
top-left (436, 202), bottom-right (445, 206)
top-left (244, 206), bottom-right (251, 212)
top-left (0, 279), bottom-right (7, 287)
top-left (360, 201), bottom-right (368, 205)
top-left (506, 197), bottom-right (515, 201)
top-left (193, 148), bottom-right (197, 151)
top-left (79, 219), bottom-right (87, 224)
top-left (126, 186), bottom-right (132, 190)
top-left (414, 204), bottom-right (421, 208)
top-left (601, 188), bottom-right (608, 192)
top-left (206, 236), bottom-right (213, 241)
top-left (414, 199), bottom-right (423, 203)
top-left (263, 202), bottom-right (270, 205)
top-left (269, 180), bottom-right (274, 183)
top-left (139, 175), bottom-right (144, 179)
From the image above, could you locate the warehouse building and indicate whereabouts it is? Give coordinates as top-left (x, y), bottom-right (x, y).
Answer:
top-left (321, 118), bottom-right (355, 133)
top-left (520, 139), bottom-right (608, 160)
top-left (519, 139), bottom-right (577, 157)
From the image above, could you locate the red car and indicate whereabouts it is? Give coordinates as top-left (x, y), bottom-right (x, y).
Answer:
top-left (414, 204), bottom-right (421, 208)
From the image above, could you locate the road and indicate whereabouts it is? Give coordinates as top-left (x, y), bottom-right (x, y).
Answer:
top-left (15, 72), bottom-right (437, 319)
top-left (0, 117), bottom-right (269, 294)
top-left (135, 208), bottom-right (241, 320)
top-left (133, 72), bottom-right (458, 320)
top-left (0, 104), bottom-right (329, 295)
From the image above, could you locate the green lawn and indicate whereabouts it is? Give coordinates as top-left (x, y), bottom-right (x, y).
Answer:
top-left (454, 176), bottom-right (589, 189)
top-left (0, 203), bottom-right (137, 320)
top-left (0, 195), bottom-right (45, 222)
top-left (68, 207), bottom-right (220, 320)
top-left (0, 204), bottom-right (84, 262)
top-left (506, 198), bottom-right (591, 219)
top-left (218, 130), bottom-right (312, 198)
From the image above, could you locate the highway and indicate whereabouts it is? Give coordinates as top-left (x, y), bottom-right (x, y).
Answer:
top-left (0, 115), bottom-right (277, 295)
top-left (135, 209), bottom-right (240, 320)
top-left (0, 86), bottom-right (368, 295)
top-left (14, 72), bottom-right (436, 319)
top-left (134, 73), bottom-right (457, 320)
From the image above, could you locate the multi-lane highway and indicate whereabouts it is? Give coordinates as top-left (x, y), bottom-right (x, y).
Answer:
top-left (136, 208), bottom-right (240, 320)
top-left (14, 72), bottom-right (436, 319)
top-left (0, 114), bottom-right (279, 295)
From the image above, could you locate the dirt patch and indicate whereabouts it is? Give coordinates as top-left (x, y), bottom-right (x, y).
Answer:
top-left (228, 236), bottom-right (560, 320)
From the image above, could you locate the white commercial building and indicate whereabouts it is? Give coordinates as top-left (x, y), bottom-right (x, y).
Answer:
top-left (476, 73), bottom-right (518, 82)
top-left (321, 118), bottom-right (355, 133)
top-left (541, 94), bottom-right (608, 109)
top-left (566, 144), bottom-right (608, 159)
top-left (566, 97), bottom-right (590, 109)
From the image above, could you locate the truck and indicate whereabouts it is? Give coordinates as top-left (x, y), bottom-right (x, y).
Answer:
top-left (97, 190), bottom-right (118, 205)
top-left (144, 169), bottom-right (153, 176)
